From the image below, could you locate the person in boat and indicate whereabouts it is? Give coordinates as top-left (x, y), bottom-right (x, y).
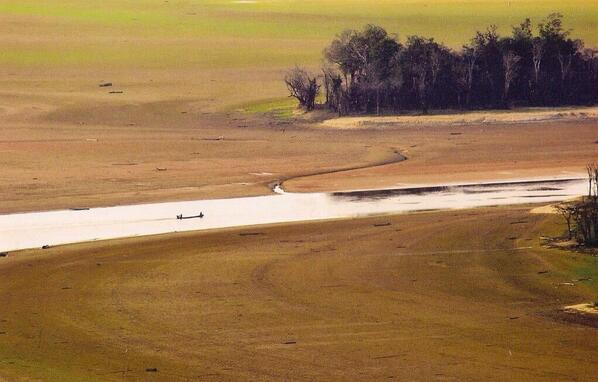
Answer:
top-left (177, 213), bottom-right (203, 219)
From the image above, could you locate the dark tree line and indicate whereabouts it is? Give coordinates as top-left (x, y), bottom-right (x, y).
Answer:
top-left (286, 14), bottom-right (597, 114)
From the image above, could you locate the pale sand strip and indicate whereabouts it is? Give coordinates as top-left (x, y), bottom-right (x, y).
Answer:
top-left (565, 303), bottom-right (598, 315)
top-left (320, 107), bottom-right (598, 129)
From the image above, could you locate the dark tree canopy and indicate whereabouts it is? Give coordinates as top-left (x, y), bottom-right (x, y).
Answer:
top-left (286, 15), bottom-right (597, 114)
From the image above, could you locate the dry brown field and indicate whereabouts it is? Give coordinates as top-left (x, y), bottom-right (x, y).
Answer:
top-left (3, 97), bottom-right (597, 213)
top-left (1, 207), bottom-right (597, 381)
top-left (1, 0), bottom-right (597, 213)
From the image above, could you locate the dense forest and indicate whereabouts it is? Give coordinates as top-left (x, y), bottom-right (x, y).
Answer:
top-left (285, 13), bottom-right (598, 114)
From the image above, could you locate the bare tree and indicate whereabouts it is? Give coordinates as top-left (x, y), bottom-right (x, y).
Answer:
top-left (561, 163), bottom-right (598, 246)
top-left (587, 162), bottom-right (598, 199)
top-left (321, 68), bottom-right (330, 106)
top-left (532, 39), bottom-right (544, 85)
top-left (430, 49), bottom-right (441, 87)
top-left (462, 46), bottom-right (478, 107)
top-left (581, 48), bottom-right (598, 81)
top-left (321, 65), bottom-right (344, 113)
top-left (557, 52), bottom-right (573, 83)
top-left (284, 67), bottom-right (320, 111)
top-left (553, 164), bottom-right (598, 246)
top-left (574, 200), bottom-right (598, 246)
top-left (413, 66), bottom-right (428, 114)
top-left (388, 53), bottom-right (404, 112)
top-left (502, 50), bottom-right (521, 104)
top-left (555, 203), bottom-right (576, 239)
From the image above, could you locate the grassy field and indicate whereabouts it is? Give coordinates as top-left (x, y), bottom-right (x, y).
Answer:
top-left (1, 207), bottom-right (597, 381)
top-left (2, 1), bottom-right (597, 68)
top-left (1, 0), bottom-right (597, 108)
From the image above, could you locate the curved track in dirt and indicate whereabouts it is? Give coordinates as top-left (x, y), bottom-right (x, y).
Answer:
top-left (271, 149), bottom-right (407, 193)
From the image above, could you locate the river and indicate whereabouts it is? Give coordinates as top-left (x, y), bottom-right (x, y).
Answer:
top-left (0, 177), bottom-right (586, 252)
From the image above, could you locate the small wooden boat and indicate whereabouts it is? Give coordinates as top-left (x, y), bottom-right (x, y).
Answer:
top-left (177, 212), bottom-right (204, 220)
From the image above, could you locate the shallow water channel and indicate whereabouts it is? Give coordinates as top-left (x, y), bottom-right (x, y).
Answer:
top-left (0, 177), bottom-right (586, 252)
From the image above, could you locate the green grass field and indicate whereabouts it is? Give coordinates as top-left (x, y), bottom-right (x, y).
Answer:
top-left (1, 1), bottom-right (596, 109)
top-left (1, 0), bottom-right (596, 70)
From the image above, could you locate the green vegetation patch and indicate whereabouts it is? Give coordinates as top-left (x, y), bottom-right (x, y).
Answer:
top-left (0, 1), bottom-right (168, 26)
top-left (240, 97), bottom-right (297, 118)
top-left (571, 255), bottom-right (598, 292)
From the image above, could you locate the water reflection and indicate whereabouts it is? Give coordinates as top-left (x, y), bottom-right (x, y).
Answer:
top-left (331, 178), bottom-right (579, 202)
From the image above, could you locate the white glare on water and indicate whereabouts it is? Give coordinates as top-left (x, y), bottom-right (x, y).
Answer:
top-left (0, 177), bottom-right (586, 252)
